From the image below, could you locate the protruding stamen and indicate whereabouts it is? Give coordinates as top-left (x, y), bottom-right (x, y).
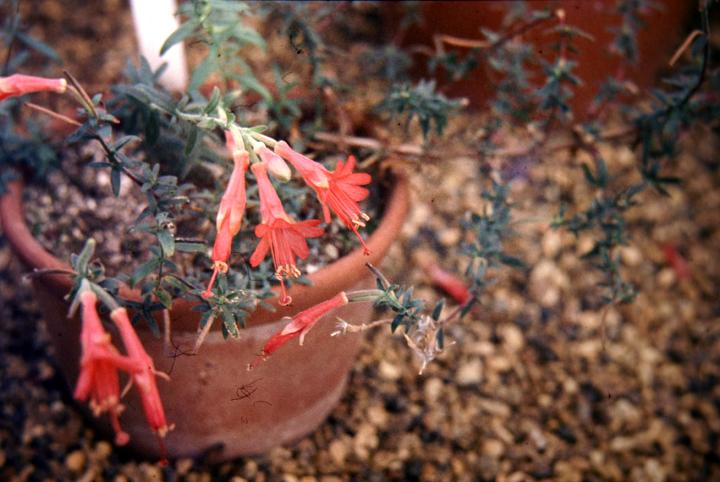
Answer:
top-left (202, 264), bottom-right (223, 299)
top-left (279, 279), bottom-right (292, 306)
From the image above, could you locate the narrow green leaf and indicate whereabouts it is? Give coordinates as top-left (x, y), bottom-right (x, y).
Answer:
top-left (431, 299), bottom-right (445, 321)
top-left (391, 314), bottom-right (404, 333)
top-left (156, 288), bottom-right (172, 310)
top-left (130, 258), bottom-right (160, 288)
top-left (203, 86), bottom-right (222, 114)
top-left (17, 31), bottom-right (61, 62)
top-left (175, 241), bottom-right (206, 253)
top-left (111, 168), bottom-right (121, 197)
top-left (160, 20), bottom-right (198, 56)
top-left (158, 230), bottom-right (175, 257)
top-left (75, 239), bottom-right (96, 274)
top-left (581, 163), bottom-right (596, 186)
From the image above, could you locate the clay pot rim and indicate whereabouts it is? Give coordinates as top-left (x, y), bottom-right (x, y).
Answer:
top-left (0, 170), bottom-right (409, 330)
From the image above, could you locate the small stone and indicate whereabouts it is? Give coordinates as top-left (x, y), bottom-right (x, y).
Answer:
top-left (529, 260), bottom-right (569, 307)
top-left (323, 244), bottom-right (339, 260)
top-left (657, 268), bottom-right (676, 288)
top-left (367, 404), bottom-right (389, 427)
top-left (242, 460), bottom-right (258, 479)
top-left (95, 441), bottom-right (112, 460)
top-left (619, 246), bottom-right (643, 267)
top-left (379, 360), bottom-right (402, 381)
top-left (554, 460), bottom-right (583, 482)
top-left (329, 438), bottom-right (349, 465)
top-left (176, 458), bottom-right (194, 476)
top-left (500, 324), bottom-right (524, 352)
top-left (438, 227), bottom-right (462, 246)
top-left (457, 358), bottom-right (483, 385)
top-left (65, 450), bottom-right (85, 473)
top-left (141, 463), bottom-right (163, 480)
top-left (482, 439), bottom-right (504, 458)
top-left (353, 424), bottom-right (378, 460)
top-left (542, 229), bottom-right (563, 258)
top-left (423, 377), bottom-right (443, 403)
top-left (644, 458), bottom-right (666, 482)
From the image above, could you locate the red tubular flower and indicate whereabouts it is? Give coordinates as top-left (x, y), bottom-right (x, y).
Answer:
top-left (249, 162), bottom-right (324, 306)
top-left (425, 262), bottom-right (471, 305)
top-left (250, 291), bottom-right (348, 369)
top-left (204, 131), bottom-right (250, 298)
top-left (274, 141), bottom-right (372, 254)
top-left (0, 74), bottom-right (67, 101)
top-left (110, 307), bottom-right (173, 460)
top-left (662, 243), bottom-right (691, 280)
top-left (74, 290), bottom-right (141, 446)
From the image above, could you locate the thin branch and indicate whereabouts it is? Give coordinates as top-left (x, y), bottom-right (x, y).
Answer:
top-left (331, 318), bottom-right (392, 336)
top-left (24, 102), bottom-right (81, 126)
top-left (192, 314), bottom-right (215, 354)
top-left (163, 309), bottom-right (172, 357)
top-left (669, 29), bottom-right (704, 67)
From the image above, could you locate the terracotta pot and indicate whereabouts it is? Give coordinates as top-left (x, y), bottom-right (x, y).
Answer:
top-left (0, 174), bottom-right (409, 460)
top-left (385, 0), bottom-right (694, 118)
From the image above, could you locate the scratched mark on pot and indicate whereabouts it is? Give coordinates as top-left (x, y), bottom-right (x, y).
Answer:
top-left (165, 339), bottom-right (196, 376)
top-left (231, 378), bottom-right (272, 407)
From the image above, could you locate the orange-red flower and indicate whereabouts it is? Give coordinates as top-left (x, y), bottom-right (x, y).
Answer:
top-left (74, 290), bottom-right (140, 446)
top-left (110, 307), bottom-right (173, 459)
top-left (250, 291), bottom-right (348, 368)
top-left (204, 130), bottom-right (250, 298)
top-left (249, 162), bottom-right (323, 306)
top-left (274, 141), bottom-right (372, 254)
top-left (0, 74), bottom-right (67, 101)
top-left (425, 262), bottom-right (471, 304)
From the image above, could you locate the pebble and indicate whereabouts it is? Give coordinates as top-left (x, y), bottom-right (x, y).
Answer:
top-left (423, 377), bottom-right (444, 403)
top-left (176, 458), bottom-right (194, 476)
top-left (328, 438), bottom-right (349, 465)
top-left (529, 259), bottom-right (569, 307)
top-left (499, 324), bottom-right (524, 352)
top-left (456, 358), bottom-right (483, 385)
top-left (353, 424), bottom-right (378, 461)
top-left (367, 404), bottom-right (389, 427)
top-left (94, 441), bottom-right (112, 460)
top-left (542, 229), bottom-right (563, 258)
top-left (439, 227), bottom-right (462, 246)
top-left (65, 450), bottom-right (85, 473)
top-left (378, 360), bottom-right (402, 381)
top-left (657, 268), bottom-right (676, 288)
top-left (620, 246), bottom-right (643, 267)
top-left (482, 439), bottom-right (505, 458)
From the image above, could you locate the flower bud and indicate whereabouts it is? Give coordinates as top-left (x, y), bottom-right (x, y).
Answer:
top-left (255, 143), bottom-right (292, 182)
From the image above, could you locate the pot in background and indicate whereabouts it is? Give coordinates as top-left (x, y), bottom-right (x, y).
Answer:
top-left (386, 0), bottom-right (694, 119)
top-left (0, 173), bottom-right (409, 460)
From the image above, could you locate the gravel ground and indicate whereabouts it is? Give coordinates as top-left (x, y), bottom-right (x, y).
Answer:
top-left (2, 1), bottom-right (720, 481)
top-left (2, 126), bottom-right (719, 481)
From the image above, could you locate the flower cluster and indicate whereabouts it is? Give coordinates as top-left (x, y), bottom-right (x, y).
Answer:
top-left (71, 280), bottom-right (172, 461)
top-left (203, 129), bottom-right (372, 306)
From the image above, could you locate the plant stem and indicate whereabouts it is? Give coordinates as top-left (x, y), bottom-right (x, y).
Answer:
top-left (192, 314), bottom-right (215, 354)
